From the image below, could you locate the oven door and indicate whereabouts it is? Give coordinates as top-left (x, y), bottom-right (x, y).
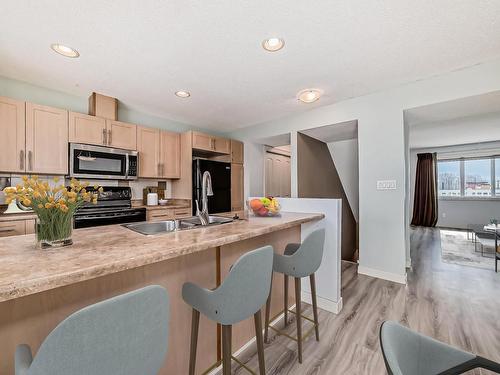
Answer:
top-left (74, 208), bottom-right (146, 229)
top-left (70, 143), bottom-right (130, 180)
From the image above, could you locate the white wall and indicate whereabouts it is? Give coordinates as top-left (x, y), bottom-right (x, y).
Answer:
top-left (230, 58), bottom-right (500, 284)
top-left (410, 111), bottom-right (500, 149)
top-left (409, 141), bottom-right (500, 230)
top-left (327, 139), bottom-right (359, 221)
top-left (0, 75), bottom-right (209, 133)
top-left (243, 142), bottom-right (265, 201)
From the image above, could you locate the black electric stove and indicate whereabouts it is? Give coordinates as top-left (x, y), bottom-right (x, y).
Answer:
top-left (73, 186), bottom-right (146, 229)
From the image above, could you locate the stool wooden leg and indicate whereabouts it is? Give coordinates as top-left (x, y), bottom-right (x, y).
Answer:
top-left (294, 277), bottom-right (303, 364)
top-left (310, 273), bottom-right (320, 341)
top-left (189, 309), bottom-right (200, 375)
top-left (254, 310), bottom-right (266, 375)
top-left (284, 275), bottom-right (289, 327)
top-left (222, 325), bottom-right (232, 375)
top-left (264, 274), bottom-right (273, 343)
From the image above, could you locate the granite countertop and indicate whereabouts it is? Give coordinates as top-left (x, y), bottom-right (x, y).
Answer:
top-left (0, 212), bottom-right (323, 302)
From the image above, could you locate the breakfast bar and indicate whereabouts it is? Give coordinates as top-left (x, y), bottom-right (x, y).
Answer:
top-left (0, 212), bottom-right (323, 374)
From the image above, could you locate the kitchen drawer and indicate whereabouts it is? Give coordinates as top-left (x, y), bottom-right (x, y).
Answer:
top-left (173, 208), bottom-right (191, 218)
top-left (0, 221), bottom-right (26, 237)
top-left (146, 210), bottom-right (174, 222)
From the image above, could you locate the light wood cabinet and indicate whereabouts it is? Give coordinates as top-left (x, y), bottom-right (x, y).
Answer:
top-left (106, 120), bottom-right (137, 150)
top-left (137, 126), bottom-right (161, 178)
top-left (0, 96), bottom-right (25, 173)
top-left (192, 131), bottom-right (214, 152)
top-left (137, 128), bottom-right (180, 179)
top-left (231, 140), bottom-right (244, 164)
top-left (214, 137), bottom-right (231, 154)
top-left (192, 131), bottom-right (231, 155)
top-left (160, 131), bottom-right (181, 179)
top-left (69, 112), bottom-right (107, 145)
top-left (26, 103), bottom-right (68, 175)
top-left (0, 219), bottom-right (35, 238)
top-left (231, 163), bottom-right (244, 211)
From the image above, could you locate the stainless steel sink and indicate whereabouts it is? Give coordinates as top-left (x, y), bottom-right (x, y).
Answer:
top-left (180, 215), bottom-right (234, 226)
top-left (122, 215), bottom-right (233, 235)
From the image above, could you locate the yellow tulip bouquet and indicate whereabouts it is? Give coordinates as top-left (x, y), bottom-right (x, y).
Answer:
top-left (3, 176), bottom-right (102, 248)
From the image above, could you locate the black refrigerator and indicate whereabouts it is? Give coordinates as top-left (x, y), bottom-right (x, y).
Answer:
top-left (192, 159), bottom-right (231, 215)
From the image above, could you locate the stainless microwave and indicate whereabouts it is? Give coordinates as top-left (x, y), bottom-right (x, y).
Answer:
top-left (69, 143), bottom-right (138, 180)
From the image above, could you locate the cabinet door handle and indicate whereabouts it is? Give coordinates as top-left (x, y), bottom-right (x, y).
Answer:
top-left (19, 150), bottom-right (24, 170)
top-left (157, 163), bottom-right (161, 176)
top-left (102, 129), bottom-right (107, 145)
top-left (28, 151), bottom-right (33, 171)
top-left (107, 130), bottom-right (112, 145)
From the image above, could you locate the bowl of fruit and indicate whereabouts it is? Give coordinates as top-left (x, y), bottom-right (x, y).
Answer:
top-left (247, 197), bottom-right (281, 217)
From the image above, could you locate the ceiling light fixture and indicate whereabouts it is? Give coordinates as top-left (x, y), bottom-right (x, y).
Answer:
top-left (297, 89), bottom-right (322, 103)
top-left (50, 43), bottom-right (80, 58)
top-left (175, 90), bottom-right (191, 98)
top-left (262, 37), bottom-right (285, 52)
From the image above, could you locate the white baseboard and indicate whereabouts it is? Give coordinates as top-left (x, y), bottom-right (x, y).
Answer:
top-left (358, 265), bottom-right (407, 284)
top-left (301, 291), bottom-right (343, 314)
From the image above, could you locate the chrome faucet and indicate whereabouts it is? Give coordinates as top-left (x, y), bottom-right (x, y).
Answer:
top-left (196, 171), bottom-right (213, 225)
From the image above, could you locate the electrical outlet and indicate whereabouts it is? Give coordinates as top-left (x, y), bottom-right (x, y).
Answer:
top-left (376, 180), bottom-right (397, 190)
top-left (442, 213), bottom-right (446, 218)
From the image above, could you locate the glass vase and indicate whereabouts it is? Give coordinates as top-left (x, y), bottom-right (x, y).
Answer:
top-left (35, 214), bottom-right (73, 249)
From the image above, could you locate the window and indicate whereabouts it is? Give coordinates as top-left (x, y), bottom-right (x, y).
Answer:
top-left (464, 159), bottom-right (491, 196)
top-left (437, 156), bottom-right (499, 198)
top-left (438, 160), bottom-right (461, 197)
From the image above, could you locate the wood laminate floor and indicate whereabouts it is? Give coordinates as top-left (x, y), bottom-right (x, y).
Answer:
top-left (219, 227), bottom-right (500, 374)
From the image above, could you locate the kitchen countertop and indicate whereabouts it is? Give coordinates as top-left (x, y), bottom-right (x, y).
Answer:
top-left (0, 212), bottom-right (323, 302)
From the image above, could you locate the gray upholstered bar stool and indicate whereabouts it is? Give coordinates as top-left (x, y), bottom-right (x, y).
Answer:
top-left (14, 285), bottom-right (170, 375)
top-left (182, 246), bottom-right (273, 375)
top-left (380, 321), bottom-right (500, 374)
top-left (264, 228), bottom-right (325, 364)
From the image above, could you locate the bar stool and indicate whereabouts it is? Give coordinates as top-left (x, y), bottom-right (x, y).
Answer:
top-left (182, 246), bottom-right (274, 375)
top-left (264, 228), bottom-right (325, 364)
top-left (15, 285), bottom-right (170, 375)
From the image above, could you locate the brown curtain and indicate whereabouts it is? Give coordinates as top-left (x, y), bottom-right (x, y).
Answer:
top-left (411, 153), bottom-right (438, 227)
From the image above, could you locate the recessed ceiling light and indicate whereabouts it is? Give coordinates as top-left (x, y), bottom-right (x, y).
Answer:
top-left (262, 37), bottom-right (285, 52)
top-left (50, 43), bottom-right (80, 58)
top-left (297, 89), bottom-right (322, 103)
top-left (175, 90), bottom-right (191, 98)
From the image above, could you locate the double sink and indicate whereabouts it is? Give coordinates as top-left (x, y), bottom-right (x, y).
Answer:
top-left (123, 215), bottom-right (234, 235)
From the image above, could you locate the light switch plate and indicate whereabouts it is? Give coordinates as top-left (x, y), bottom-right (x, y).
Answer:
top-left (377, 180), bottom-right (397, 190)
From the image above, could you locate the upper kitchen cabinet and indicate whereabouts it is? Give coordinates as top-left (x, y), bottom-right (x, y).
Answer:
top-left (105, 120), bottom-right (137, 150)
top-left (137, 127), bottom-right (180, 179)
top-left (192, 131), bottom-right (230, 155)
top-left (0, 96), bottom-right (25, 173)
top-left (26, 103), bottom-right (68, 175)
top-left (231, 140), bottom-right (244, 164)
top-left (137, 126), bottom-right (161, 178)
top-left (160, 130), bottom-right (181, 179)
top-left (69, 112), bottom-right (107, 146)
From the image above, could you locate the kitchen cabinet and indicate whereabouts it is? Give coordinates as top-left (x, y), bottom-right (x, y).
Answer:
top-left (69, 112), bottom-right (107, 146)
top-left (231, 140), bottom-right (244, 164)
top-left (145, 207), bottom-right (191, 221)
top-left (106, 120), bottom-right (137, 150)
top-left (69, 113), bottom-right (137, 150)
top-left (137, 126), bottom-right (161, 178)
top-left (214, 137), bottom-right (231, 154)
top-left (160, 130), bottom-right (181, 179)
top-left (231, 163), bottom-right (244, 211)
top-left (192, 131), bottom-right (230, 154)
top-left (0, 96), bottom-right (25, 173)
top-left (137, 127), bottom-right (180, 179)
top-left (0, 219), bottom-right (35, 238)
top-left (26, 103), bottom-right (68, 175)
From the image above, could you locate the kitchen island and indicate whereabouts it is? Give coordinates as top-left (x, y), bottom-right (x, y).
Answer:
top-left (0, 212), bottom-right (323, 374)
